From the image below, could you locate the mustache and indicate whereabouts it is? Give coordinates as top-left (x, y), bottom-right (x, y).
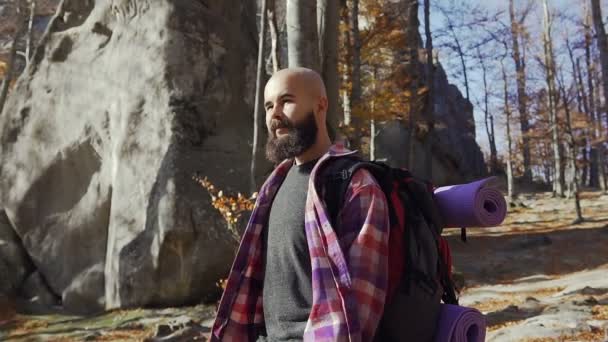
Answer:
top-left (269, 118), bottom-right (293, 132)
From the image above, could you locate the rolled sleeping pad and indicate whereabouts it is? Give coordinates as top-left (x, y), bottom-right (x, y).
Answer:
top-left (433, 176), bottom-right (507, 228)
top-left (434, 304), bottom-right (486, 342)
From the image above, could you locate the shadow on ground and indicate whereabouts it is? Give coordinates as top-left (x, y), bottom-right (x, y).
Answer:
top-left (448, 224), bottom-right (608, 286)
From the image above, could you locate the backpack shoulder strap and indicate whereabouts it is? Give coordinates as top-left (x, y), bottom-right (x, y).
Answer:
top-left (320, 156), bottom-right (363, 228)
top-left (322, 158), bottom-right (395, 228)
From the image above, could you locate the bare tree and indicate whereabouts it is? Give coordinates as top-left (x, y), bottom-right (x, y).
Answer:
top-left (557, 70), bottom-right (584, 223)
top-left (590, 0), bottom-right (608, 192)
top-left (435, 4), bottom-right (470, 101)
top-left (318, 0), bottom-right (340, 140)
top-left (25, 0), bottom-right (36, 67)
top-left (267, 0), bottom-right (280, 73)
top-left (401, 0), bottom-right (421, 170)
top-left (509, 0), bottom-right (533, 182)
top-left (501, 59), bottom-right (516, 203)
top-left (349, 0), bottom-right (361, 110)
top-left (251, 0), bottom-right (268, 193)
top-left (433, 2), bottom-right (501, 103)
top-left (286, 0), bottom-right (319, 70)
top-left (423, 0), bottom-right (434, 178)
top-left (583, 5), bottom-right (601, 188)
top-left (339, 0), bottom-right (354, 148)
top-left (566, 37), bottom-right (592, 185)
top-left (348, 0), bottom-right (362, 150)
top-left (370, 66), bottom-right (378, 160)
top-left (542, 0), bottom-right (564, 197)
top-left (565, 38), bottom-right (585, 116)
top-left (0, 3), bottom-right (26, 116)
top-left (477, 46), bottom-right (498, 174)
top-left (574, 58), bottom-right (592, 185)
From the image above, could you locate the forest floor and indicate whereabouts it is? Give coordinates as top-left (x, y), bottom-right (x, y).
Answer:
top-left (0, 191), bottom-right (607, 341)
top-left (449, 190), bottom-right (608, 341)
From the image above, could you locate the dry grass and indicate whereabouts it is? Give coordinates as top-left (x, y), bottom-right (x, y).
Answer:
top-left (522, 330), bottom-right (606, 341)
top-left (527, 287), bottom-right (566, 297)
top-left (470, 286), bottom-right (564, 310)
top-left (487, 320), bottom-right (523, 332)
top-left (6, 318), bottom-right (50, 337)
top-left (472, 298), bottom-right (520, 313)
top-left (592, 305), bottom-right (608, 320)
top-left (95, 328), bottom-right (155, 341)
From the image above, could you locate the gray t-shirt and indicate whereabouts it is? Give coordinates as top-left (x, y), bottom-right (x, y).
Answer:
top-left (259, 159), bottom-right (317, 341)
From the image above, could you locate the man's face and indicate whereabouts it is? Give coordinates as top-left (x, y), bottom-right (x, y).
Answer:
top-left (264, 76), bottom-right (319, 163)
top-left (264, 110), bottom-right (318, 164)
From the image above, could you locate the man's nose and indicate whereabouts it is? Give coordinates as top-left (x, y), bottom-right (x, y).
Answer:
top-left (268, 104), bottom-right (284, 120)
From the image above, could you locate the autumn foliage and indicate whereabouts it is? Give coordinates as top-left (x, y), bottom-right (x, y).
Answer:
top-left (338, 0), bottom-right (428, 144)
top-left (192, 175), bottom-right (257, 241)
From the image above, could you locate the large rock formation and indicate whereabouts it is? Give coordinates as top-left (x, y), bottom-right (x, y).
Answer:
top-left (0, 0), bottom-right (262, 313)
top-left (0, 210), bottom-right (33, 295)
top-left (431, 63), bottom-right (486, 184)
top-left (373, 0), bottom-right (485, 185)
top-left (376, 62), bottom-right (486, 186)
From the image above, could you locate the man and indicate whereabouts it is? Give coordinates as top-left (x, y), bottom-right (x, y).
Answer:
top-left (211, 67), bottom-right (389, 341)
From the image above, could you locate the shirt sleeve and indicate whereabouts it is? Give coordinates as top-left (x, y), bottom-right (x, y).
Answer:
top-left (337, 169), bottom-right (390, 341)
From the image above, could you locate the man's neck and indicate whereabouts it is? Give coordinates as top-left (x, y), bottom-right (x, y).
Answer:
top-left (295, 139), bottom-right (331, 165)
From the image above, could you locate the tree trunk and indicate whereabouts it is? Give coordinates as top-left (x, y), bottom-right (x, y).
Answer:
top-left (250, 0), bottom-right (268, 193)
top-left (370, 118), bottom-right (376, 160)
top-left (370, 66), bottom-right (377, 160)
top-left (582, 144), bottom-right (590, 187)
top-left (594, 69), bottom-right (607, 192)
top-left (566, 39), bottom-right (585, 115)
top-left (590, 0), bottom-right (608, 192)
top-left (349, 0), bottom-right (362, 150)
top-left (0, 17), bottom-right (24, 116)
top-left (572, 54), bottom-right (591, 185)
top-left (286, 0), bottom-right (319, 71)
top-left (457, 38), bottom-right (470, 102)
top-left (558, 72), bottom-right (584, 222)
top-left (439, 7), bottom-right (469, 101)
top-left (542, 0), bottom-right (564, 197)
top-left (267, 0), bottom-right (280, 73)
top-left (509, 0), bottom-right (532, 182)
top-left (564, 141), bottom-right (573, 199)
top-left (423, 0), bottom-right (433, 178)
top-left (501, 60), bottom-right (516, 203)
top-left (479, 47), bottom-right (497, 174)
top-left (349, 0), bottom-right (361, 110)
top-left (584, 9), bottom-right (600, 188)
top-left (403, 0), bottom-right (421, 170)
top-left (341, 1), bottom-right (353, 130)
top-left (317, 0), bottom-right (340, 141)
top-left (25, 0), bottom-right (36, 68)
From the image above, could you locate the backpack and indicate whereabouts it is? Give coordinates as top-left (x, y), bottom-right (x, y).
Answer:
top-left (320, 156), bottom-right (458, 341)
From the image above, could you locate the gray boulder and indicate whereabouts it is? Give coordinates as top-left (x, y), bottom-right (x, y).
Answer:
top-left (0, 210), bottom-right (33, 295)
top-left (0, 0), bottom-right (264, 312)
top-left (375, 62), bottom-right (486, 185)
top-left (20, 271), bottom-right (61, 308)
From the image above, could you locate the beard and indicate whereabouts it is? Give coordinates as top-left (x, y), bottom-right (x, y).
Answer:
top-left (265, 111), bottom-right (318, 164)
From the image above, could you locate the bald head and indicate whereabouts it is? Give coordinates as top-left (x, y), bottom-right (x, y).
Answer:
top-left (265, 67), bottom-right (327, 102)
top-left (263, 67), bottom-right (332, 164)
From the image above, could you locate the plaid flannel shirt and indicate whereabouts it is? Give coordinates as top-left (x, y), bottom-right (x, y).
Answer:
top-left (211, 145), bottom-right (389, 341)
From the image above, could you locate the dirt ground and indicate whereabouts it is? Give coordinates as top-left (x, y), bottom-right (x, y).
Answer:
top-left (449, 191), bottom-right (608, 341)
top-left (1, 191), bottom-right (607, 341)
